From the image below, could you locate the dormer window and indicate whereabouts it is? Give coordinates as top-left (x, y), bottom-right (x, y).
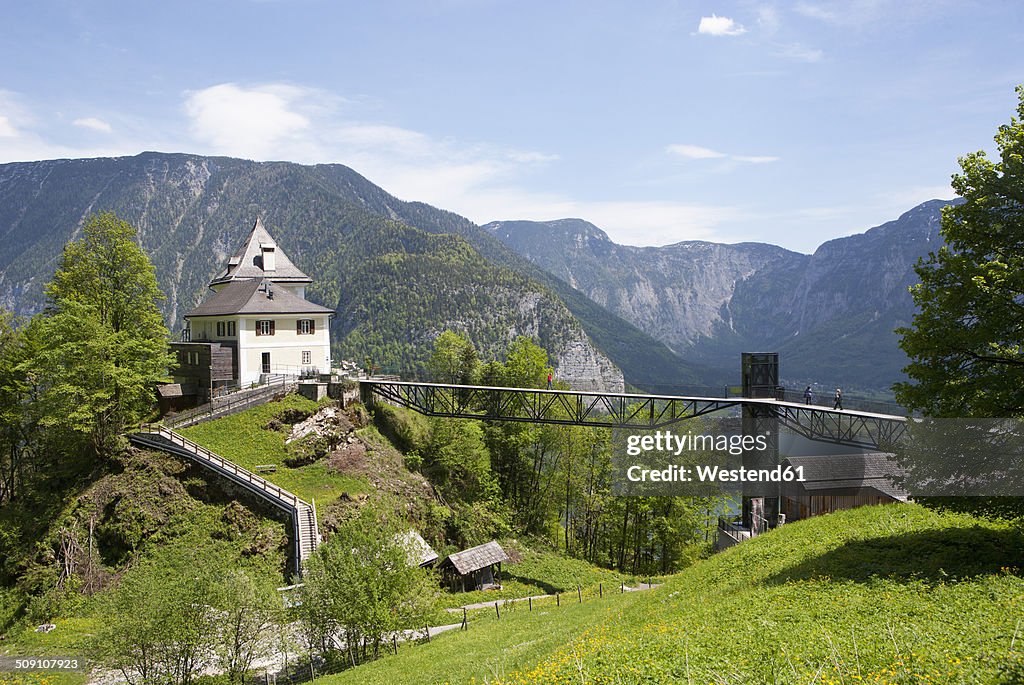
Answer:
top-left (260, 243), bottom-right (276, 271)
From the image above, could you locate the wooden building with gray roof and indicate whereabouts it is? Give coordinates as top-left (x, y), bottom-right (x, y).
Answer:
top-left (439, 541), bottom-right (511, 592)
top-left (780, 452), bottom-right (908, 522)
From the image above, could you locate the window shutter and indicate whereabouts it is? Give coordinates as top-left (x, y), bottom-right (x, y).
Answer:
top-left (310, 319), bottom-right (315, 334)
top-left (297, 320), bottom-right (302, 335)
top-left (270, 320), bottom-right (275, 335)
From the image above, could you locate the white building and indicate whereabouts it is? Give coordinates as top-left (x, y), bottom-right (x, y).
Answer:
top-left (174, 218), bottom-right (333, 397)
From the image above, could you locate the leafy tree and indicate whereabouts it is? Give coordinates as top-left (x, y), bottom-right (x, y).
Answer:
top-left (213, 569), bottom-right (281, 684)
top-left (0, 311), bottom-right (29, 504)
top-left (425, 417), bottom-right (496, 502)
top-left (92, 554), bottom-right (219, 685)
top-left (428, 330), bottom-right (479, 384)
top-left (895, 86), bottom-right (1024, 418)
top-left (31, 212), bottom-right (173, 454)
top-left (298, 503), bottom-right (436, 664)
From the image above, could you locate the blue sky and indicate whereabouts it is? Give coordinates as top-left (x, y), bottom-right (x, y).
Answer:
top-left (1, 1), bottom-right (1022, 253)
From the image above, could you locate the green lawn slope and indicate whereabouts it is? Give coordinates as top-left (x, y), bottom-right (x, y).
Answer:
top-left (178, 395), bottom-right (369, 516)
top-left (322, 503), bottom-right (1024, 684)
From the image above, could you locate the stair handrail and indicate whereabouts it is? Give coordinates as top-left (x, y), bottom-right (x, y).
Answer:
top-left (137, 424), bottom-right (300, 508)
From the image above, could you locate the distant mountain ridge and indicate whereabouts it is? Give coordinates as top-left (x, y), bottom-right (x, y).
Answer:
top-left (485, 199), bottom-right (956, 389)
top-left (0, 152), bottom-right (717, 391)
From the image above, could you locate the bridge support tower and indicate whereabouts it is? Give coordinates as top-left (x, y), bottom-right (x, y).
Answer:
top-left (741, 353), bottom-right (781, 532)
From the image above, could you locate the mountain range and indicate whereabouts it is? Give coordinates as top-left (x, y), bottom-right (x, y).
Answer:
top-left (0, 152), bottom-right (953, 391)
top-left (485, 200), bottom-right (953, 389)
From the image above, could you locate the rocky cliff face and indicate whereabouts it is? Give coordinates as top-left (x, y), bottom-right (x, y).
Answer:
top-left (486, 200), bottom-right (956, 389)
top-left (553, 339), bottom-right (625, 392)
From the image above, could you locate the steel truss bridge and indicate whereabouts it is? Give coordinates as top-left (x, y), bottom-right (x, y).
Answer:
top-left (360, 380), bottom-right (907, 450)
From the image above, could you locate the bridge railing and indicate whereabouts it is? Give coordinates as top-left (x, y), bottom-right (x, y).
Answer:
top-left (164, 376), bottom-right (299, 428)
top-left (135, 424), bottom-right (302, 509)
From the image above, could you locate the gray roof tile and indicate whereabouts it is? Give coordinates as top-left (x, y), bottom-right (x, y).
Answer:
top-left (443, 541), bottom-right (510, 575)
top-left (186, 279), bottom-right (333, 317)
top-left (211, 217), bottom-right (312, 286)
top-left (783, 453), bottom-right (908, 501)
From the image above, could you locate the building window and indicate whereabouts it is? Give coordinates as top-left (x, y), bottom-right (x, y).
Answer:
top-left (256, 320), bottom-right (275, 336)
top-left (227, 321), bottom-right (236, 337)
top-left (216, 321), bottom-right (225, 337)
top-left (302, 350), bottom-right (311, 365)
top-left (297, 319), bottom-right (315, 335)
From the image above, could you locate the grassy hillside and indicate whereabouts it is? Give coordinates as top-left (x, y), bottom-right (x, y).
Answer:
top-left (0, 447), bottom-right (289, 682)
top-left (320, 503), bottom-right (1024, 684)
top-left (178, 395), bottom-right (368, 513)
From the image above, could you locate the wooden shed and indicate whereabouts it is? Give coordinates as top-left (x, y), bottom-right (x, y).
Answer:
top-left (780, 452), bottom-right (908, 522)
top-left (440, 541), bottom-right (510, 592)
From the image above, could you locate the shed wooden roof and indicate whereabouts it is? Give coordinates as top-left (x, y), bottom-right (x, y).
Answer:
top-left (156, 383), bottom-right (184, 398)
top-left (442, 541), bottom-right (510, 575)
top-left (783, 453), bottom-right (908, 501)
top-left (186, 279), bottom-right (332, 318)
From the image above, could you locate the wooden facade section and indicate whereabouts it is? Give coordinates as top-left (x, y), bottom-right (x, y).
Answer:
top-left (780, 452), bottom-right (907, 522)
top-left (170, 342), bottom-right (238, 405)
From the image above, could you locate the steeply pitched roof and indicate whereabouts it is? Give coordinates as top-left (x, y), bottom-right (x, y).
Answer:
top-left (186, 279), bottom-right (333, 318)
top-left (443, 541), bottom-right (510, 575)
top-left (210, 217), bottom-right (312, 286)
top-left (783, 453), bottom-right (908, 501)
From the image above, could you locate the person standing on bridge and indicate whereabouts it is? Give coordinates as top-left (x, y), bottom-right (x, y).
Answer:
top-left (803, 386), bottom-right (813, 405)
top-left (833, 388), bottom-right (843, 410)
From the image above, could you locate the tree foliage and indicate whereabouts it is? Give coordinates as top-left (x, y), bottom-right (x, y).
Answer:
top-left (297, 502), bottom-right (437, 664)
top-left (895, 86), bottom-right (1024, 418)
top-left (32, 212), bottom-right (173, 453)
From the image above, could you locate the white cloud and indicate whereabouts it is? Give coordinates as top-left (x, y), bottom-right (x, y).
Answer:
top-left (793, 2), bottom-right (837, 22)
top-left (458, 186), bottom-right (748, 246)
top-left (666, 144), bottom-right (728, 159)
top-left (0, 82), bottom-right (754, 249)
top-left (698, 14), bottom-right (747, 36)
top-left (184, 83), bottom-right (316, 160)
top-left (876, 184), bottom-right (957, 211)
top-left (667, 144), bottom-right (779, 165)
top-left (0, 116), bottom-right (16, 138)
top-left (757, 6), bottom-right (781, 34)
top-left (72, 117), bottom-right (113, 133)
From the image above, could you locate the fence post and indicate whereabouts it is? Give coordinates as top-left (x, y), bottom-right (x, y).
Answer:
top-left (424, 625), bottom-right (430, 642)
top-left (556, 592), bottom-right (560, 606)
top-left (577, 585), bottom-right (582, 603)
top-left (529, 597), bottom-right (532, 612)
top-left (462, 607), bottom-right (468, 629)
top-left (495, 601), bottom-right (500, 619)
top-left (600, 583), bottom-right (603, 598)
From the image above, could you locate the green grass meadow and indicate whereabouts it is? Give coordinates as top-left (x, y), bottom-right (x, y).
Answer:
top-left (179, 395), bottom-right (368, 514)
top-left (320, 503), bottom-right (1024, 685)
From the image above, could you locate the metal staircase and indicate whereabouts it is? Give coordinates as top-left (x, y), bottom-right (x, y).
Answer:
top-left (129, 425), bottom-right (321, 575)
